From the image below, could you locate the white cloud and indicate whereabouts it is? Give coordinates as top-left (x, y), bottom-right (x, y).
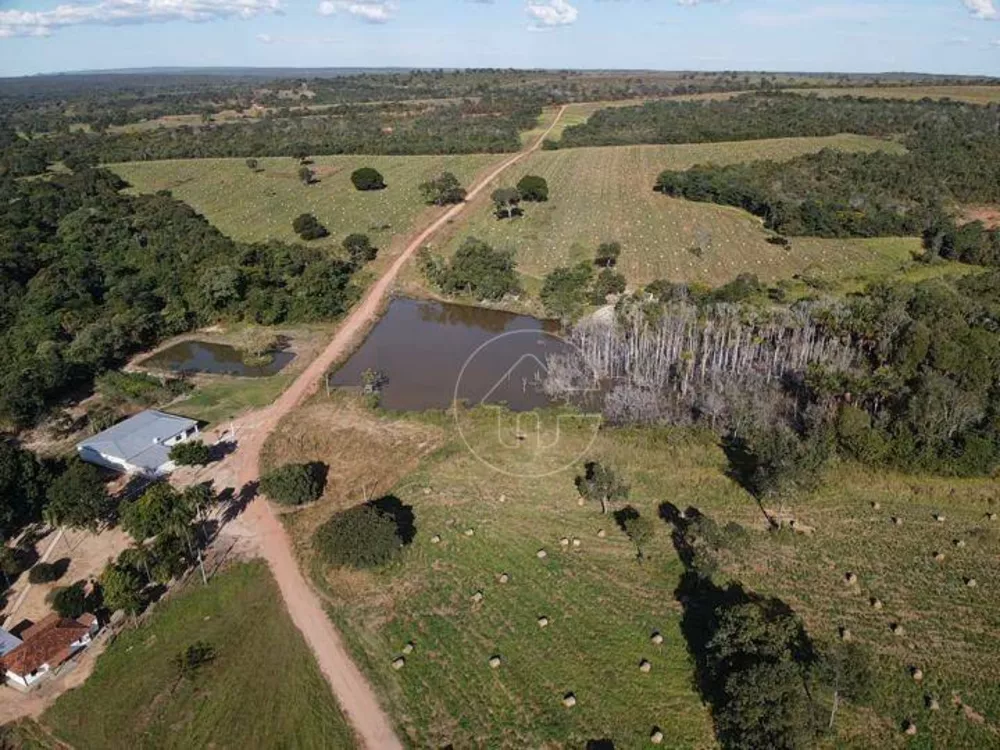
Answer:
top-left (317, 1), bottom-right (396, 23)
top-left (256, 32), bottom-right (274, 43)
top-left (962, 0), bottom-right (997, 19)
top-left (525, 0), bottom-right (578, 29)
top-left (0, 0), bottom-right (282, 39)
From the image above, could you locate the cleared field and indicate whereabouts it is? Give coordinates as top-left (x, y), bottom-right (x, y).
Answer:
top-left (435, 136), bottom-right (912, 287)
top-left (279, 394), bottom-right (1000, 748)
top-left (787, 85), bottom-right (1000, 105)
top-left (110, 153), bottom-right (502, 253)
top-left (43, 562), bottom-right (356, 750)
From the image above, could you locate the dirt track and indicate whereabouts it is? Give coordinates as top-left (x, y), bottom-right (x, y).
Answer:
top-left (216, 107), bottom-right (567, 749)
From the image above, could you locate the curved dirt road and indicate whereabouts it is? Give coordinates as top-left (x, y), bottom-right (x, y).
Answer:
top-left (226, 106), bottom-right (567, 749)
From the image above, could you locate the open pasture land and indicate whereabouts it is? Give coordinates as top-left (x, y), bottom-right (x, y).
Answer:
top-left (43, 562), bottom-right (356, 750)
top-left (281, 395), bottom-right (1000, 748)
top-left (437, 136), bottom-right (913, 288)
top-left (110, 153), bottom-right (502, 253)
top-left (787, 85), bottom-right (1000, 105)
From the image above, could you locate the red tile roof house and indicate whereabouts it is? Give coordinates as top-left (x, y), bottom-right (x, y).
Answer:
top-left (0, 613), bottom-right (98, 691)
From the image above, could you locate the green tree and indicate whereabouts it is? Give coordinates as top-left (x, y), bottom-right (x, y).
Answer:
top-left (0, 441), bottom-right (50, 538)
top-left (491, 187), bottom-right (521, 219)
top-left (297, 165), bottom-right (314, 185)
top-left (575, 461), bottom-right (629, 515)
top-left (350, 167), bottom-right (385, 191)
top-left (245, 158), bottom-right (259, 172)
top-left (169, 440), bottom-right (211, 466)
top-left (260, 463), bottom-right (325, 506)
top-left (121, 483), bottom-right (187, 541)
top-left (292, 213), bottom-right (328, 240)
top-left (342, 233), bottom-right (377, 266)
top-left (621, 508), bottom-right (655, 561)
top-left (815, 640), bottom-right (873, 730)
top-left (595, 241), bottom-right (622, 268)
top-left (51, 583), bottom-right (86, 618)
top-left (45, 459), bottom-right (112, 532)
top-left (590, 268), bottom-right (626, 304)
top-left (541, 263), bottom-right (592, 320)
top-left (101, 562), bottom-right (144, 615)
top-left (517, 174), bottom-right (548, 202)
top-left (424, 238), bottom-right (519, 301)
top-left (314, 503), bottom-right (402, 569)
top-left (419, 172), bottom-right (466, 206)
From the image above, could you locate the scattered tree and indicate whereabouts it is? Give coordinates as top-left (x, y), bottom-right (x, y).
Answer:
top-left (342, 233), bottom-right (377, 266)
top-left (595, 241), bottom-right (622, 268)
top-left (292, 213), bottom-right (328, 240)
top-left (491, 187), bottom-right (522, 219)
top-left (620, 508), bottom-right (655, 561)
top-left (315, 502), bottom-right (403, 568)
top-left (101, 563), bottom-right (144, 615)
top-left (541, 263), bottom-right (593, 320)
top-left (350, 167), bottom-right (385, 191)
top-left (259, 462), bottom-right (326, 506)
top-left (517, 174), bottom-right (548, 202)
top-left (245, 158), bottom-right (259, 172)
top-left (51, 583), bottom-right (86, 618)
top-left (420, 238), bottom-right (520, 301)
top-left (575, 461), bottom-right (629, 515)
top-left (297, 165), bottom-right (314, 185)
top-left (590, 268), bottom-right (626, 304)
top-left (419, 171), bottom-right (466, 205)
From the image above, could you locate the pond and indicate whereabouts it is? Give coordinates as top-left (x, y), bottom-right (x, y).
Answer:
top-left (141, 340), bottom-right (296, 377)
top-left (329, 298), bottom-right (569, 411)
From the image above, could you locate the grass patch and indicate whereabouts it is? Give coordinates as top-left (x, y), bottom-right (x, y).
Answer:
top-left (431, 137), bottom-right (912, 288)
top-left (110, 153), bottom-right (502, 252)
top-left (168, 373), bottom-right (294, 425)
top-left (43, 561), bottom-right (356, 750)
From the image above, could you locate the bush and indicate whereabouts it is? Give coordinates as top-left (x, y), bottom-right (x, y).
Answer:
top-left (422, 238), bottom-right (519, 301)
top-left (314, 503), bottom-right (403, 569)
top-left (541, 263), bottom-right (593, 320)
top-left (419, 172), bottom-right (466, 206)
top-left (343, 233), bottom-right (377, 266)
top-left (169, 440), bottom-right (211, 466)
top-left (517, 174), bottom-right (548, 202)
top-left (292, 213), bottom-right (328, 241)
top-left (595, 241), bottom-right (621, 268)
top-left (29, 562), bottom-right (62, 584)
top-left (174, 641), bottom-right (216, 677)
top-left (590, 269), bottom-right (626, 304)
top-left (259, 463), bottom-right (326, 506)
top-left (350, 167), bottom-right (385, 191)
top-left (50, 583), bottom-right (86, 618)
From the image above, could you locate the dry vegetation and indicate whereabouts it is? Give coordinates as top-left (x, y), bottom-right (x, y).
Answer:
top-left (432, 136), bottom-right (916, 289)
top-left (786, 85), bottom-right (1000, 105)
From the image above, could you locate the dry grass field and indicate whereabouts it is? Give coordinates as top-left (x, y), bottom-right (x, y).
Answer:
top-left (433, 136), bottom-right (914, 288)
top-left (270, 393), bottom-right (1000, 748)
top-left (786, 85), bottom-right (1000, 105)
top-left (110, 153), bottom-right (502, 254)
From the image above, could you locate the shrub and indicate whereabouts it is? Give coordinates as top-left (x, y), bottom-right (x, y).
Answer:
top-left (343, 233), bottom-right (377, 266)
top-left (292, 213), bottom-right (328, 241)
top-left (350, 167), bottom-right (385, 191)
top-left (314, 503), bottom-right (403, 569)
top-left (259, 463), bottom-right (326, 506)
top-left (423, 238), bottom-right (519, 301)
top-left (517, 174), bottom-right (548, 202)
top-left (419, 172), bottom-right (466, 205)
top-left (595, 241), bottom-right (621, 268)
top-left (590, 269), bottom-right (626, 304)
top-left (169, 440), bottom-right (211, 466)
top-left (29, 562), bottom-right (62, 584)
top-left (50, 583), bottom-right (86, 618)
top-left (174, 641), bottom-right (216, 677)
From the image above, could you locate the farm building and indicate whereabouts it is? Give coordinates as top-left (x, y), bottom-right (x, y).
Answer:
top-left (0, 613), bottom-right (98, 690)
top-left (76, 409), bottom-right (199, 476)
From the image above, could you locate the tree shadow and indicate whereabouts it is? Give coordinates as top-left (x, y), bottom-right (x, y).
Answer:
top-left (306, 462), bottom-right (329, 496)
top-left (208, 440), bottom-right (237, 463)
top-left (720, 434), bottom-right (758, 497)
top-left (49, 557), bottom-right (72, 580)
top-left (370, 494), bottom-right (416, 545)
top-left (612, 504), bottom-right (640, 533)
top-left (586, 741), bottom-right (615, 750)
top-left (220, 481), bottom-right (257, 524)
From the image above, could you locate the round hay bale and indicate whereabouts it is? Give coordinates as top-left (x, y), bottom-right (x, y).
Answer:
top-left (572, 538), bottom-right (581, 548)
top-left (577, 497), bottom-right (585, 507)
top-left (538, 616), bottom-right (549, 628)
top-left (903, 720), bottom-right (917, 736)
top-left (966, 577), bottom-right (978, 588)
top-left (537, 549), bottom-right (548, 559)
top-left (498, 573), bottom-right (510, 584)
top-left (934, 513), bottom-right (946, 523)
top-left (597, 528), bottom-right (606, 538)
top-left (911, 667), bottom-right (924, 682)
top-left (464, 528), bottom-right (475, 537)
top-left (471, 590), bottom-right (484, 603)
top-left (926, 695), bottom-right (940, 711)
top-left (954, 539), bottom-right (966, 549)
top-left (639, 659), bottom-right (652, 673)
top-left (430, 535), bottom-right (441, 544)
top-left (844, 572), bottom-right (858, 585)
top-left (891, 516), bottom-right (903, 526)
top-left (402, 642), bottom-right (414, 655)
top-left (839, 627), bottom-right (852, 642)
top-left (871, 501), bottom-right (881, 510)
top-left (422, 487), bottom-right (432, 495)
top-left (489, 655), bottom-right (501, 669)
top-left (498, 494), bottom-right (506, 503)
top-left (562, 692), bottom-right (577, 708)
top-left (890, 622), bottom-right (904, 636)
top-left (650, 729), bottom-right (664, 744)
top-left (392, 657), bottom-right (406, 670)
top-left (559, 537), bottom-right (570, 547)
top-left (987, 512), bottom-right (997, 522)
top-left (871, 597), bottom-right (883, 610)
top-left (446, 518), bottom-right (456, 527)
top-left (651, 631), bottom-right (664, 645)
top-left (933, 551), bottom-right (945, 562)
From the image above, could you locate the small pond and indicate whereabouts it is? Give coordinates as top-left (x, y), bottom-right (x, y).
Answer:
top-left (330, 298), bottom-right (568, 411)
top-left (141, 340), bottom-right (295, 377)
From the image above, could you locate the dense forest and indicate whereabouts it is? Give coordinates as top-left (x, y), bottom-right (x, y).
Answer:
top-left (0, 169), bottom-right (361, 427)
top-left (547, 271), bottom-right (1000, 478)
top-left (642, 95), bottom-right (1000, 238)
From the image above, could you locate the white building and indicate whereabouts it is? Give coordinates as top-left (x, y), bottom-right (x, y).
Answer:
top-left (76, 409), bottom-right (199, 476)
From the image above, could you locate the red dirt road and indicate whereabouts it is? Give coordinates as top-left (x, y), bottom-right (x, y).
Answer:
top-left (219, 107), bottom-right (567, 749)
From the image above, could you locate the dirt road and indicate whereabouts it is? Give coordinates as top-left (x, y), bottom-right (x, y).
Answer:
top-left (220, 107), bottom-right (567, 749)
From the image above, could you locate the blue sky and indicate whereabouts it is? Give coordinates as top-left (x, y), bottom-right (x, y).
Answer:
top-left (0, 0), bottom-right (998, 77)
